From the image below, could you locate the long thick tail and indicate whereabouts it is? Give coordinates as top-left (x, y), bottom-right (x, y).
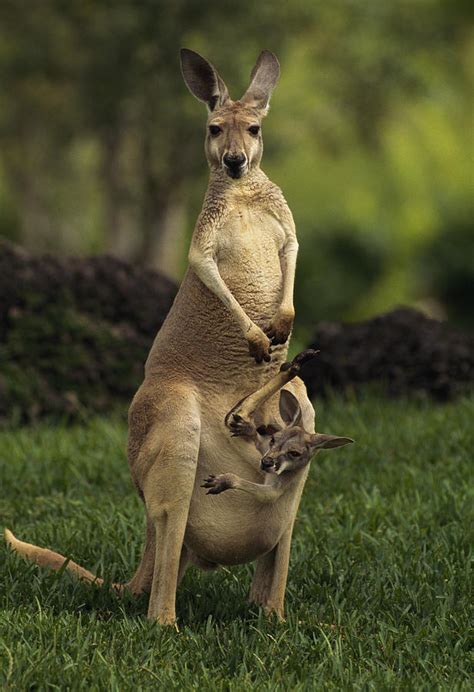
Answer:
top-left (4, 528), bottom-right (105, 586)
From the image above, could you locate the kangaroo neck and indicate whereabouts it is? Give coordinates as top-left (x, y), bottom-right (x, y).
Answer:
top-left (206, 167), bottom-right (270, 204)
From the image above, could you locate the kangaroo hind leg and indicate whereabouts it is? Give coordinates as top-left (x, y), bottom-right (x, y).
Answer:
top-left (139, 394), bottom-right (201, 625)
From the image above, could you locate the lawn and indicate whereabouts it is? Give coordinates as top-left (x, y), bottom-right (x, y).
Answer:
top-left (0, 393), bottom-right (472, 690)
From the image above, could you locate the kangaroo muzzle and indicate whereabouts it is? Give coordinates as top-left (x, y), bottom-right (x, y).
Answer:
top-left (223, 153), bottom-right (247, 179)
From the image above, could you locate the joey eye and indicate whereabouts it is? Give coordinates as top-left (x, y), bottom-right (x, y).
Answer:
top-left (289, 450), bottom-right (301, 458)
top-left (270, 437), bottom-right (275, 446)
top-left (209, 125), bottom-right (222, 136)
top-left (248, 125), bottom-right (260, 136)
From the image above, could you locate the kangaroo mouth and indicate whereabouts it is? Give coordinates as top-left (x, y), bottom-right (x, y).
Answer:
top-left (261, 460), bottom-right (278, 473)
top-left (224, 163), bottom-right (247, 179)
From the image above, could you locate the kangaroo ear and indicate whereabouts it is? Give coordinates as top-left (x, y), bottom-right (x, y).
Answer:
top-left (309, 434), bottom-right (354, 450)
top-left (180, 49), bottom-right (229, 112)
top-left (279, 389), bottom-right (302, 428)
top-left (241, 50), bottom-right (280, 112)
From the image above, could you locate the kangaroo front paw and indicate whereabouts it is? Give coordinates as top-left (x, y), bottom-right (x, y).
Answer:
top-left (246, 324), bottom-right (272, 364)
top-left (201, 474), bottom-right (235, 495)
top-left (264, 308), bottom-right (295, 346)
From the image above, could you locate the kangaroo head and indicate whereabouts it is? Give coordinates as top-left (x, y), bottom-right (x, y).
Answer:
top-left (259, 390), bottom-right (354, 475)
top-left (180, 48), bottom-right (280, 179)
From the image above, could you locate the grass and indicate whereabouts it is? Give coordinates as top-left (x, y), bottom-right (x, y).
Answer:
top-left (0, 392), bottom-right (472, 690)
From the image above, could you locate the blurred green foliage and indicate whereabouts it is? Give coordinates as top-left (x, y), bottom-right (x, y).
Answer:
top-left (0, 0), bottom-right (472, 331)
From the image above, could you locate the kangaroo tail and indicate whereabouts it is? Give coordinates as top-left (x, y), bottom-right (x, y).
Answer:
top-left (4, 528), bottom-right (106, 587)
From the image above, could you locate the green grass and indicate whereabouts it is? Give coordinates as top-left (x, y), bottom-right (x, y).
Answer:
top-left (1, 393), bottom-right (473, 690)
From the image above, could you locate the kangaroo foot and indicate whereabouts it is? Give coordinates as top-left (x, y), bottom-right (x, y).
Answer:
top-left (226, 412), bottom-right (256, 438)
top-left (280, 348), bottom-right (319, 377)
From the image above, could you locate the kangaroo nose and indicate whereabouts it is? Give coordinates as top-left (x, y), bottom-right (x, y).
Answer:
top-left (261, 457), bottom-right (275, 471)
top-left (223, 153), bottom-right (246, 169)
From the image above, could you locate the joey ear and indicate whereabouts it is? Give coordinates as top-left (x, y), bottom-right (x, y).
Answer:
top-left (309, 434), bottom-right (354, 450)
top-left (241, 49), bottom-right (280, 111)
top-left (279, 389), bottom-right (302, 428)
top-left (180, 48), bottom-right (229, 111)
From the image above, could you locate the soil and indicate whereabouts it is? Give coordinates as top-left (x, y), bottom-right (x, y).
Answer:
top-left (301, 308), bottom-right (474, 401)
top-left (1, 240), bottom-right (472, 422)
top-left (0, 241), bottom-right (177, 422)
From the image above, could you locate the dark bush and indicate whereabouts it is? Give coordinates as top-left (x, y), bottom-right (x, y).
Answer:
top-left (295, 226), bottom-right (388, 324)
top-left (0, 241), bottom-right (177, 422)
top-left (301, 307), bottom-right (474, 401)
top-left (418, 214), bottom-right (474, 330)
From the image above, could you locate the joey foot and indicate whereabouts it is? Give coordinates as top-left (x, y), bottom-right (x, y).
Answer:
top-left (201, 474), bottom-right (235, 495)
top-left (246, 323), bottom-right (272, 364)
top-left (264, 309), bottom-right (295, 346)
top-left (226, 412), bottom-right (256, 438)
top-left (280, 348), bottom-right (320, 377)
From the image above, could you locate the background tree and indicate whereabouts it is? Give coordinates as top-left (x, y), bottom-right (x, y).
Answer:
top-left (0, 0), bottom-right (472, 330)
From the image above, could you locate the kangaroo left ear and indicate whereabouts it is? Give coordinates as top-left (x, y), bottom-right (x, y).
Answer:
top-left (279, 389), bottom-right (303, 428)
top-left (309, 434), bottom-right (354, 450)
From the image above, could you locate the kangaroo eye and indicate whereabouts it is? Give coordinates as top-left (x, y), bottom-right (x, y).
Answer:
top-left (209, 125), bottom-right (222, 136)
top-left (248, 125), bottom-right (260, 136)
top-left (289, 450), bottom-right (301, 458)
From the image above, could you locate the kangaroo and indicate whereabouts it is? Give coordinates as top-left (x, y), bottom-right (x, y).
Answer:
top-left (5, 49), bottom-right (349, 626)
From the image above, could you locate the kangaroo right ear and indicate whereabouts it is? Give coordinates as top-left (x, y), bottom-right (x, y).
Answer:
top-left (241, 50), bottom-right (280, 112)
top-left (309, 434), bottom-right (354, 450)
top-left (180, 49), bottom-right (230, 112)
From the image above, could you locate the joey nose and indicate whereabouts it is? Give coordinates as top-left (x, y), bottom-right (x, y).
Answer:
top-left (261, 457), bottom-right (275, 471)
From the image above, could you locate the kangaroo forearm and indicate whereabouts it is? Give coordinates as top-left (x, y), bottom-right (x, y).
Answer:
top-left (189, 251), bottom-right (252, 334)
top-left (279, 239), bottom-right (298, 311)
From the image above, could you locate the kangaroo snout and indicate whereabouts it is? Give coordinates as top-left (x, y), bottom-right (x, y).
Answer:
top-left (223, 153), bottom-right (247, 178)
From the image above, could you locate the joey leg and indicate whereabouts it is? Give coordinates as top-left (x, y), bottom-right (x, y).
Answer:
top-left (225, 349), bottom-right (319, 429)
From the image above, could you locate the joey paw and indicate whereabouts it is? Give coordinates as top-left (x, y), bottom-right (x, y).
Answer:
top-left (201, 474), bottom-right (234, 495)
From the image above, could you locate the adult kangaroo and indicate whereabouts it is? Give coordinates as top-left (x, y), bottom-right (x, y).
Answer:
top-left (6, 49), bottom-right (317, 626)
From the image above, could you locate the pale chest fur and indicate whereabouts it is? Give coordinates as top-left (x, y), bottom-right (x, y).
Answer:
top-left (146, 195), bottom-right (291, 387)
top-left (216, 205), bottom-right (286, 319)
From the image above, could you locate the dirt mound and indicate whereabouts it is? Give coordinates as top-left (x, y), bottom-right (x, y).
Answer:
top-left (1, 242), bottom-right (471, 423)
top-left (301, 308), bottom-right (474, 401)
top-left (0, 241), bottom-right (177, 422)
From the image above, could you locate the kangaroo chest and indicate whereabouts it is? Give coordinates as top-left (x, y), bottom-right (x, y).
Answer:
top-left (216, 207), bottom-right (286, 317)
